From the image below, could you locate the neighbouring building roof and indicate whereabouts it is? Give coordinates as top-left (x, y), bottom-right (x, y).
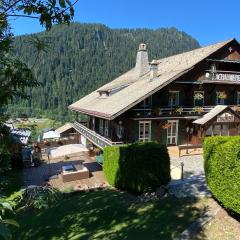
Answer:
top-left (42, 130), bottom-right (60, 139)
top-left (11, 128), bottom-right (31, 145)
top-left (193, 105), bottom-right (228, 125)
top-left (55, 123), bottom-right (74, 134)
top-left (69, 39), bottom-right (235, 120)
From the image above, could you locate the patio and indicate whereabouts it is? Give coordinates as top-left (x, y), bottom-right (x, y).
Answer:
top-left (23, 149), bottom-right (108, 192)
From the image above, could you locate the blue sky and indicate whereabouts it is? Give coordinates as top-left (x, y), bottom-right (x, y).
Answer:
top-left (11, 0), bottom-right (239, 46)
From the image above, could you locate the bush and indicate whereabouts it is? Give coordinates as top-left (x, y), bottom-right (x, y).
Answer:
top-left (203, 136), bottom-right (240, 214)
top-left (103, 142), bottom-right (171, 194)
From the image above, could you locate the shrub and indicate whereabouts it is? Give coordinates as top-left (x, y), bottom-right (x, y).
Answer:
top-left (103, 142), bottom-right (171, 194)
top-left (203, 136), bottom-right (240, 214)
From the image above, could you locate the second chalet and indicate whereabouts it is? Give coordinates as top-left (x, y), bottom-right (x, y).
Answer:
top-left (69, 38), bottom-right (240, 150)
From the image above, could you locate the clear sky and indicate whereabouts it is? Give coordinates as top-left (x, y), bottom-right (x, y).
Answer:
top-left (11, 0), bottom-right (240, 46)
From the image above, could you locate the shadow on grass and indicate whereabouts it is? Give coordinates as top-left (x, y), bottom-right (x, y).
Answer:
top-left (13, 189), bottom-right (208, 240)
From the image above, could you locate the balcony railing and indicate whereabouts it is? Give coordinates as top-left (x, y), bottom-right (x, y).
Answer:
top-left (131, 106), bottom-right (215, 118)
top-left (74, 121), bottom-right (123, 149)
top-left (132, 105), bottom-right (240, 119)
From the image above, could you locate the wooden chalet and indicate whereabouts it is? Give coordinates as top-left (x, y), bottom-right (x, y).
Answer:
top-left (69, 39), bottom-right (240, 149)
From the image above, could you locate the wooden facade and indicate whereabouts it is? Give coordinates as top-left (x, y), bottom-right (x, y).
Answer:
top-left (72, 39), bottom-right (240, 149)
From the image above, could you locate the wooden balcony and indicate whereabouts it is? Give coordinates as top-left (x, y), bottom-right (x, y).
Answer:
top-left (131, 106), bottom-right (215, 119)
top-left (74, 122), bottom-right (123, 149)
top-left (131, 105), bottom-right (240, 119)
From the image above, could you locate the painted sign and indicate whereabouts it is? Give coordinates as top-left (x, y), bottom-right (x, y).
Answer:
top-left (214, 73), bottom-right (240, 82)
top-left (217, 112), bottom-right (235, 123)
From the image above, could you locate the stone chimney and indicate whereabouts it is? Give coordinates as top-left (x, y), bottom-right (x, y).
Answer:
top-left (135, 43), bottom-right (149, 77)
top-left (150, 60), bottom-right (158, 79)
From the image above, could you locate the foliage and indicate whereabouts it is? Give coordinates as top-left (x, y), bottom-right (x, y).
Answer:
top-left (21, 185), bottom-right (62, 210)
top-left (103, 142), bottom-right (171, 194)
top-left (203, 136), bottom-right (240, 214)
top-left (193, 92), bottom-right (204, 100)
top-left (8, 23), bottom-right (200, 121)
top-left (194, 106), bottom-right (204, 113)
top-left (1, 0), bottom-right (75, 30)
top-left (0, 125), bottom-right (12, 173)
top-left (0, 199), bottom-right (19, 240)
top-left (0, 0), bottom-right (77, 148)
top-left (175, 107), bottom-right (183, 113)
top-left (216, 91), bottom-right (227, 99)
top-left (12, 189), bottom-right (207, 240)
top-left (0, 169), bottom-right (23, 197)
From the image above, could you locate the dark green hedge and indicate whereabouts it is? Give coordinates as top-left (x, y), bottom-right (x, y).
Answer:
top-left (203, 136), bottom-right (240, 214)
top-left (103, 142), bottom-right (171, 194)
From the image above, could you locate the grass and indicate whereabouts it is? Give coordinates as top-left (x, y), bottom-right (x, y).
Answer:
top-left (12, 189), bottom-right (207, 240)
top-left (194, 200), bottom-right (240, 240)
top-left (0, 169), bottom-right (23, 197)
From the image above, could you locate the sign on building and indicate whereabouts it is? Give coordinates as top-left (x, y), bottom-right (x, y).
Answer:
top-left (217, 112), bottom-right (235, 123)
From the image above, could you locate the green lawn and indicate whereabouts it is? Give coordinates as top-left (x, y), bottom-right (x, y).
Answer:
top-left (13, 189), bottom-right (207, 240)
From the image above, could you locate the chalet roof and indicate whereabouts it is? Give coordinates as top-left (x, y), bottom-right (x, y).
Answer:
top-left (193, 105), bottom-right (228, 125)
top-left (55, 123), bottom-right (74, 134)
top-left (69, 39), bottom-right (235, 120)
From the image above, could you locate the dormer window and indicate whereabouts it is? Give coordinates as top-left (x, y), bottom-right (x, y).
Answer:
top-left (168, 91), bottom-right (179, 107)
top-left (211, 64), bottom-right (216, 73)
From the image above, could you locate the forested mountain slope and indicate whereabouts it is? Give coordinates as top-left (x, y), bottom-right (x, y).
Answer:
top-left (8, 23), bottom-right (200, 121)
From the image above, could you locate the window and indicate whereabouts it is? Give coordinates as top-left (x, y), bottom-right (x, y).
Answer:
top-left (237, 92), bottom-right (240, 105)
top-left (92, 117), bottom-right (95, 131)
top-left (205, 125), bottom-right (229, 136)
top-left (221, 125), bottom-right (229, 136)
top-left (194, 91), bottom-right (204, 106)
top-left (205, 126), bottom-right (213, 136)
top-left (116, 123), bottom-right (124, 140)
top-left (168, 91), bottom-right (179, 107)
top-left (216, 92), bottom-right (225, 105)
top-left (213, 125), bottom-right (221, 136)
top-left (140, 96), bottom-right (152, 108)
top-left (104, 120), bottom-right (109, 137)
top-left (139, 121), bottom-right (151, 142)
top-left (99, 119), bottom-right (104, 135)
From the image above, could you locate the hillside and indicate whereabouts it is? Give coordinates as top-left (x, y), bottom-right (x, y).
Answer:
top-left (8, 23), bottom-right (200, 122)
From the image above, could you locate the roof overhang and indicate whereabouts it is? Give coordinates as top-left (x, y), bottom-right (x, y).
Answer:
top-left (68, 106), bottom-right (112, 120)
top-left (193, 106), bottom-right (240, 126)
top-left (68, 67), bottom-right (193, 120)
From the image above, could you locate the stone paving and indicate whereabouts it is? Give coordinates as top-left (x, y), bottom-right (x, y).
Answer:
top-left (23, 151), bottom-right (108, 191)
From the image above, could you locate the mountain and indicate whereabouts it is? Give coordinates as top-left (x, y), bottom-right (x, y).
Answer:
top-left (8, 23), bottom-right (200, 122)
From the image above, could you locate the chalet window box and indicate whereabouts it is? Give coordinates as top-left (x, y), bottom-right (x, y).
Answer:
top-left (175, 107), bottom-right (183, 115)
top-left (194, 107), bottom-right (204, 114)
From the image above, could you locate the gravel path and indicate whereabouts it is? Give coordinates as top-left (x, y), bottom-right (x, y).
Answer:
top-left (169, 155), bottom-right (211, 198)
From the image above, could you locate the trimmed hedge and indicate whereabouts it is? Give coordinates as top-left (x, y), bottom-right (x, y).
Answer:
top-left (203, 136), bottom-right (240, 214)
top-left (103, 142), bottom-right (171, 194)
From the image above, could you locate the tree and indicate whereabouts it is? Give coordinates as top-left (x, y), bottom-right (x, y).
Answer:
top-left (0, 1), bottom-right (79, 238)
top-left (0, 0), bottom-right (79, 169)
top-left (0, 200), bottom-right (19, 240)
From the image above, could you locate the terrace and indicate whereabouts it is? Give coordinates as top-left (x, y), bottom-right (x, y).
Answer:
top-left (23, 148), bottom-right (109, 192)
top-left (74, 121), bottom-right (123, 149)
